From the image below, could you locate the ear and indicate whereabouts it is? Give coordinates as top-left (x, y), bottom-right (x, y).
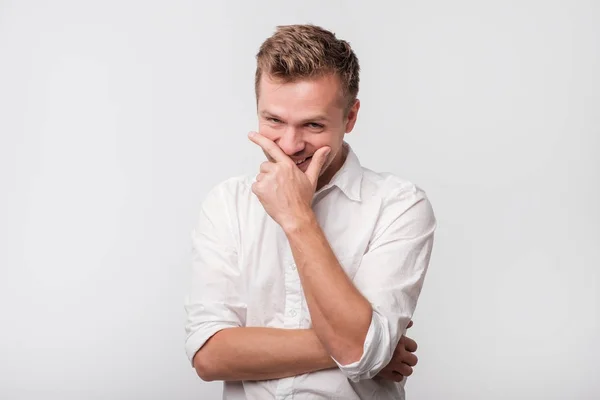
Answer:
top-left (344, 99), bottom-right (360, 133)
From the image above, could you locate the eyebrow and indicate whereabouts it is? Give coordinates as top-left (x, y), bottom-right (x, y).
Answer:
top-left (260, 111), bottom-right (329, 123)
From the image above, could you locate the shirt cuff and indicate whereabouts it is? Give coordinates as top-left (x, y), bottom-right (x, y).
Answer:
top-left (331, 309), bottom-right (393, 382)
top-left (185, 322), bottom-right (238, 367)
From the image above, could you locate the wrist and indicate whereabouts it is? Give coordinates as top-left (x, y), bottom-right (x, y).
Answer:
top-left (281, 208), bottom-right (317, 235)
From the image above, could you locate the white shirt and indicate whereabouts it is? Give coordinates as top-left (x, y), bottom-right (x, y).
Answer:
top-left (184, 142), bottom-right (437, 400)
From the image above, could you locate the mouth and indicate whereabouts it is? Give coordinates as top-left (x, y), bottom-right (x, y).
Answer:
top-left (294, 156), bottom-right (311, 165)
top-left (294, 156), bottom-right (313, 169)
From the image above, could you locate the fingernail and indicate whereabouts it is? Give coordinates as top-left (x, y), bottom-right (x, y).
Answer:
top-left (248, 131), bottom-right (256, 138)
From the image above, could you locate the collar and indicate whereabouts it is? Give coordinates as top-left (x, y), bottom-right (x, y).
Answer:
top-left (315, 141), bottom-right (363, 202)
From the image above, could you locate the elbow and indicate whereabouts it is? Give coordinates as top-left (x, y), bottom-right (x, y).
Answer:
top-left (329, 340), bottom-right (366, 366)
top-left (189, 326), bottom-right (238, 382)
top-left (327, 325), bottom-right (371, 366)
top-left (193, 348), bottom-right (218, 382)
top-left (332, 336), bottom-right (383, 382)
top-left (328, 307), bottom-right (372, 365)
top-left (333, 310), bottom-right (396, 382)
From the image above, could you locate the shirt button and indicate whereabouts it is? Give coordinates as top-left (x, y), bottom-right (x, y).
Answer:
top-left (291, 263), bottom-right (296, 270)
top-left (289, 310), bottom-right (297, 317)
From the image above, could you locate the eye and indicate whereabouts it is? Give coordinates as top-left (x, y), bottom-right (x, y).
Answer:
top-left (267, 117), bottom-right (282, 124)
top-left (306, 122), bottom-right (324, 129)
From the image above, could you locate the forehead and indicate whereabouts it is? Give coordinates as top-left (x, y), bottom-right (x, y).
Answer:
top-left (258, 73), bottom-right (344, 118)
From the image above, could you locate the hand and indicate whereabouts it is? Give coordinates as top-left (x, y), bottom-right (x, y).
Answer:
top-left (375, 320), bottom-right (418, 382)
top-left (248, 132), bottom-right (330, 230)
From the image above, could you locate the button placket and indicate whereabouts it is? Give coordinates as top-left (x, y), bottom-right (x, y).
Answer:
top-left (276, 255), bottom-right (301, 398)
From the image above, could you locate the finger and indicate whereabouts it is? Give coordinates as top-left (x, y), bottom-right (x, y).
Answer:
top-left (402, 352), bottom-right (418, 367)
top-left (248, 132), bottom-right (289, 163)
top-left (403, 336), bottom-right (418, 353)
top-left (407, 320), bottom-right (414, 329)
top-left (260, 161), bottom-right (274, 173)
top-left (391, 371), bottom-right (405, 382)
top-left (396, 363), bottom-right (413, 377)
top-left (305, 146), bottom-right (330, 186)
top-left (255, 173), bottom-right (265, 182)
top-left (389, 349), bottom-right (416, 370)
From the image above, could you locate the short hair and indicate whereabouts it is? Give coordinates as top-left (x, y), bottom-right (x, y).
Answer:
top-left (255, 24), bottom-right (360, 113)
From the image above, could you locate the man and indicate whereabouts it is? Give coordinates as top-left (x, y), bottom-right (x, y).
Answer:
top-left (184, 24), bottom-right (436, 399)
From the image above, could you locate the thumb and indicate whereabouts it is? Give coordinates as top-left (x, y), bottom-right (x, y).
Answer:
top-left (305, 146), bottom-right (330, 186)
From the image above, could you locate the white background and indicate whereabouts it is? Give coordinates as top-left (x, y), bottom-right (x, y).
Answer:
top-left (1, 1), bottom-right (598, 399)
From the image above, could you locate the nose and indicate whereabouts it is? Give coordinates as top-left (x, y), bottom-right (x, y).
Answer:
top-left (276, 127), bottom-right (305, 156)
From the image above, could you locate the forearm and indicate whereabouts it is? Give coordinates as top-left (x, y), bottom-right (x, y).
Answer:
top-left (193, 326), bottom-right (336, 382)
top-left (284, 213), bottom-right (373, 365)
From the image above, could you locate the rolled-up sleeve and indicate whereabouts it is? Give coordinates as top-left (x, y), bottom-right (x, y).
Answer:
top-left (184, 182), bottom-right (247, 366)
top-left (333, 186), bottom-right (437, 382)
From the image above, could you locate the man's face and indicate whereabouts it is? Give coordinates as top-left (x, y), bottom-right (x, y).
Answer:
top-left (256, 73), bottom-right (359, 188)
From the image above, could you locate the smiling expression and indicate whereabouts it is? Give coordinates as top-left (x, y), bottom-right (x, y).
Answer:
top-left (256, 73), bottom-right (360, 190)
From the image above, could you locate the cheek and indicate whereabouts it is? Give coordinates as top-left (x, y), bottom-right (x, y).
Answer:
top-left (308, 134), bottom-right (341, 153)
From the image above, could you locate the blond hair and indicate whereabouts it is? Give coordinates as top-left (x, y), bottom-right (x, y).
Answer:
top-left (255, 24), bottom-right (360, 113)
